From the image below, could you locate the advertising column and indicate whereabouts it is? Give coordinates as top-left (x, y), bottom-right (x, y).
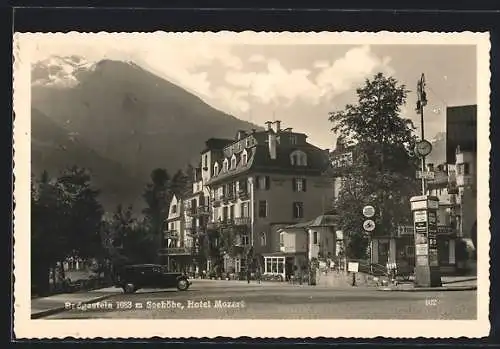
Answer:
top-left (410, 195), bottom-right (442, 287)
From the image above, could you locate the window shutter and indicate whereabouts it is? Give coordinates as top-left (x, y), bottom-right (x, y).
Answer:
top-left (256, 176), bottom-right (260, 190)
top-left (292, 178), bottom-right (296, 191)
top-left (265, 176), bottom-right (270, 190)
top-left (303, 179), bottom-right (307, 192)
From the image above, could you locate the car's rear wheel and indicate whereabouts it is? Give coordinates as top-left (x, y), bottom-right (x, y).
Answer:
top-left (177, 278), bottom-right (189, 291)
top-left (123, 283), bottom-right (136, 294)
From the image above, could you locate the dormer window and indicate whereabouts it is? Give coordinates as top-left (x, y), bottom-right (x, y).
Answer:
top-left (241, 150), bottom-right (248, 166)
top-left (223, 158), bottom-right (229, 172)
top-left (213, 162), bottom-right (219, 176)
top-left (290, 150), bottom-right (307, 166)
top-left (230, 154), bottom-right (237, 170)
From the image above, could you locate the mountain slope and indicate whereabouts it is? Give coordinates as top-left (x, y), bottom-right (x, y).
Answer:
top-left (427, 131), bottom-right (446, 166)
top-left (31, 108), bottom-right (145, 210)
top-left (31, 57), bottom-right (261, 210)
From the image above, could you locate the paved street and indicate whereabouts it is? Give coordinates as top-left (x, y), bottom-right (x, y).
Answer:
top-left (42, 279), bottom-right (476, 320)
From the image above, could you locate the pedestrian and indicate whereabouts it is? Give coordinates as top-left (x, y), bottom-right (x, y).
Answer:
top-left (256, 266), bottom-right (262, 284)
top-left (246, 268), bottom-right (251, 284)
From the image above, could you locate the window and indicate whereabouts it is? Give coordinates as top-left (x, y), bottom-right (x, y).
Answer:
top-left (290, 135), bottom-right (297, 145)
top-left (241, 151), bottom-right (248, 166)
top-left (223, 159), bottom-right (229, 172)
top-left (260, 232), bottom-right (267, 246)
top-left (313, 231), bottom-right (318, 245)
top-left (240, 202), bottom-right (250, 217)
top-left (258, 200), bottom-right (268, 218)
top-left (230, 155), bottom-right (237, 170)
top-left (256, 175), bottom-right (270, 190)
top-left (222, 206), bottom-right (228, 222)
top-left (293, 202), bottom-right (304, 218)
top-left (292, 178), bottom-right (307, 192)
top-left (213, 162), bottom-right (219, 176)
top-left (229, 205), bottom-right (235, 220)
top-left (464, 162), bottom-right (470, 175)
top-left (203, 155), bottom-right (208, 168)
top-left (241, 234), bottom-right (250, 246)
top-left (172, 204), bottom-right (177, 214)
top-left (279, 232), bottom-right (285, 247)
top-left (265, 257), bottom-right (285, 274)
top-left (290, 150), bottom-right (307, 166)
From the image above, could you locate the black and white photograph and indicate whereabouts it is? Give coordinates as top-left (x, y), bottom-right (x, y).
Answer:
top-left (13, 31), bottom-right (490, 338)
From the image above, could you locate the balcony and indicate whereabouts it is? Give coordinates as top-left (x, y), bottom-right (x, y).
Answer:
top-left (222, 193), bottom-right (236, 204)
top-left (164, 230), bottom-right (179, 239)
top-left (186, 205), bottom-right (210, 217)
top-left (232, 217), bottom-right (251, 226)
top-left (238, 189), bottom-right (249, 200)
top-left (158, 247), bottom-right (191, 256)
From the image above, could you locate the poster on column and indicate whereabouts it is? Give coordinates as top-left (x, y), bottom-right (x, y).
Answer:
top-left (416, 255), bottom-right (429, 266)
top-left (415, 221), bottom-right (428, 233)
top-left (415, 244), bottom-right (429, 256)
top-left (414, 210), bottom-right (428, 223)
top-left (428, 249), bottom-right (439, 267)
top-left (415, 233), bottom-right (428, 245)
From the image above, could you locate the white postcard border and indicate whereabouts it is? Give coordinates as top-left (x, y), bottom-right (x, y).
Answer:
top-left (13, 31), bottom-right (491, 339)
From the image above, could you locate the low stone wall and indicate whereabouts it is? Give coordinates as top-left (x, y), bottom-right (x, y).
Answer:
top-left (316, 270), bottom-right (382, 287)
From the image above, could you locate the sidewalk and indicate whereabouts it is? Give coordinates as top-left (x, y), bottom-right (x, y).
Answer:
top-left (377, 276), bottom-right (477, 292)
top-left (31, 287), bottom-right (121, 319)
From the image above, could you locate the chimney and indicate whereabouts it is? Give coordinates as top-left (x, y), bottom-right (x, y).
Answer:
top-left (427, 163), bottom-right (434, 172)
top-left (265, 121), bottom-right (273, 131)
top-left (274, 120), bottom-right (281, 132)
top-left (268, 130), bottom-right (277, 160)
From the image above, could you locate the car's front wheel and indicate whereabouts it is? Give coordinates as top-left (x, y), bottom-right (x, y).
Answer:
top-left (176, 278), bottom-right (189, 291)
top-left (123, 283), bottom-right (137, 294)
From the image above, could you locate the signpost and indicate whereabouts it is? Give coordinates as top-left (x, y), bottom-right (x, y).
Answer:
top-left (348, 262), bottom-right (359, 286)
top-left (363, 219), bottom-right (376, 232)
top-left (362, 205), bottom-right (376, 271)
top-left (410, 195), bottom-right (442, 287)
top-left (362, 205), bottom-right (375, 218)
top-left (416, 171), bottom-right (435, 180)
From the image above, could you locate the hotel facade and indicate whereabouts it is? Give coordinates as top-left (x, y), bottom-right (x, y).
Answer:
top-left (163, 121), bottom-right (334, 277)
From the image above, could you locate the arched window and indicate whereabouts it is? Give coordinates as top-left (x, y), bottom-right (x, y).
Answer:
top-left (213, 162), bottom-right (219, 176)
top-left (260, 232), bottom-right (267, 246)
top-left (290, 150), bottom-right (307, 166)
top-left (223, 158), bottom-right (229, 172)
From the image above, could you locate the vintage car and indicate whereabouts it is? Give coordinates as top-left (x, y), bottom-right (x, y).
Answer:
top-left (114, 264), bottom-right (191, 293)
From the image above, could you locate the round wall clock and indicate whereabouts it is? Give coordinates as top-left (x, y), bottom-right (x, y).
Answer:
top-left (415, 140), bottom-right (433, 157)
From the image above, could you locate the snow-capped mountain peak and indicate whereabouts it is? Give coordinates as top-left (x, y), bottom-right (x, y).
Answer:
top-left (31, 55), bottom-right (98, 88)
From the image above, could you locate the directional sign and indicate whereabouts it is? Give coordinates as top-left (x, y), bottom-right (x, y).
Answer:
top-left (363, 219), bottom-right (376, 232)
top-left (362, 205), bottom-right (375, 218)
top-left (416, 171), bottom-right (435, 180)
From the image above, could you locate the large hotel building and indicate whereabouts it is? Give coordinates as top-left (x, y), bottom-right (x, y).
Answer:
top-left (163, 121), bottom-right (334, 276)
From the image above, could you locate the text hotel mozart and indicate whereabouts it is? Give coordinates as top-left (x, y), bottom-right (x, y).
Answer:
top-left (146, 299), bottom-right (246, 310)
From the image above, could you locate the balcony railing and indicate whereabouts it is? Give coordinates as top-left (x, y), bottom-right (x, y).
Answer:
top-left (164, 230), bottom-right (179, 239)
top-left (222, 193), bottom-right (236, 203)
top-left (186, 205), bottom-right (210, 217)
top-left (158, 247), bottom-right (191, 256)
top-left (238, 189), bottom-right (249, 199)
top-left (232, 217), bottom-right (251, 226)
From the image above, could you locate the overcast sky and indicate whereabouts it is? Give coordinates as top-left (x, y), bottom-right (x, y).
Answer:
top-left (27, 33), bottom-right (477, 149)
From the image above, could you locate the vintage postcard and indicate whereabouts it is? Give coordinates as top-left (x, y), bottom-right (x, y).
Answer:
top-left (13, 31), bottom-right (491, 339)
